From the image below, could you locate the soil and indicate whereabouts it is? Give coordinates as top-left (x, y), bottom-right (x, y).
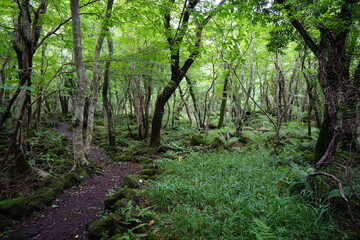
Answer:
top-left (6, 123), bottom-right (141, 240)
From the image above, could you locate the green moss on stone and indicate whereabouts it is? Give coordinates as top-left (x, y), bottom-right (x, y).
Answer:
top-left (25, 188), bottom-right (56, 211)
top-left (104, 187), bottom-right (136, 211)
top-left (123, 175), bottom-right (140, 189)
top-left (0, 198), bottom-right (25, 218)
top-left (190, 134), bottom-right (205, 146)
top-left (88, 216), bottom-right (113, 239)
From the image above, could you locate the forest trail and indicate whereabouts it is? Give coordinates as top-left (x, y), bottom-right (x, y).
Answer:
top-left (7, 123), bottom-right (141, 240)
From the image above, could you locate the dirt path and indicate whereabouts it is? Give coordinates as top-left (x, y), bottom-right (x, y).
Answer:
top-left (8, 123), bottom-right (141, 240)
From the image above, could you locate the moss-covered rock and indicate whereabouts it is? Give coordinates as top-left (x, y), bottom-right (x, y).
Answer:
top-left (47, 181), bottom-right (65, 194)
top-left (140, 169), bottom-right (157, 177)
top-left (112, 198), bottom-right (130, 211)
top-left (63, 172), bottom-right (83, 188)
top-left (0, 198), bottom-right (26, 219)
top-left (104, 187), bottom-right (136, 211)
top-left (123, 175), bottom-right (140, 189)
top-left (25, 188), bottom-right (56, 211)
top-left (0, 213), bottom-right (13, 229)
top-left (139, 174), bottom-right (151, 180)
top-left (87, 215), bottom-right (113, 239)
top-left (190, 134), bottom-right (205, 146)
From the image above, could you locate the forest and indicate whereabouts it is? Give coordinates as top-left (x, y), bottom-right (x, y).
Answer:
top-left (0, 0), bottom-right (359, 239)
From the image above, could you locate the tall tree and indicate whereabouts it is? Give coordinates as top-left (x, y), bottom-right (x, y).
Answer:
top-left (70, 0), bottom-right (89, 168)
top-left (85, 0), bottom-right (114, 152)
top-left (275, 0), bottom-right (360, 168)
top-left (150, 0), bottom-right (226, 146)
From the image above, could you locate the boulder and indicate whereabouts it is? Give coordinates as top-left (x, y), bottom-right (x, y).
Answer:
top-left (123, 175), bottom-right (140, 189)
top-left (0, 198), bottom-right (26, 219)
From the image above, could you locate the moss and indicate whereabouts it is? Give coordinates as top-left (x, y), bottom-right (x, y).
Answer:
top-left (104, 191), bottom-right (126, 211)
top-left (104, 187), bottom-right (136, 211)
top-left (47, 181), bottom-right (65, 194)
top-left (140, 169), bottom-right (157, 176)
top-left (87, 215), bottom-right (113, 239)
top-left (190, 134), bottom-right (206, 146)
top-left (25, 188), bottom-right (56, 211)
top-left (0, 213), bottom-right (13, 229)
top-left (0, 198), bottom-right (26, 219)
top-left (139, 175), bottom-right (151, 180)
top-left (112, 198), bottom-right (130, 211)
top-left (63, 172), bottom-right (82, 188)
top-left (123, 175), bottom-right (140, 189)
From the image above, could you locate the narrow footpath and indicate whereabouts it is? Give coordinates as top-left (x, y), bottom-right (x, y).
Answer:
top-left (8, 123), bottom-right (141, 240)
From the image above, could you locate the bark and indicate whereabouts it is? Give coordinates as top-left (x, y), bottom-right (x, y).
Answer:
top-left (70, 0), bottom-right (89, 168)
top-left (186, 75), bottom-right (202, 128)
top-left (150, 0), bottom-right (225, 146)
top-left (103, 34), bottom-right (116, 146)
top-left (277, 0), bottom-right (360, 164)
top-left (131, 74), bottom-right (147, 139)
top-left (178, 86), bottom-right (192, 127)
top-left (85, 0), bottom-right (114, 152)
top-left (1, 0), bottom-right (48, 172)
top-left (217, 75), bottom-right (229, 129)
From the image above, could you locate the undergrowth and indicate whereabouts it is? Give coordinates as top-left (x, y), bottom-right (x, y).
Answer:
top-left (143, 149), bottom-right (354, 239)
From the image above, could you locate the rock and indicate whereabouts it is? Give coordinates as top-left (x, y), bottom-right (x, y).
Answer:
top-left (190, 134), bottom-right (205, 146)
top-left (112, 198), bottom-right (129, 211)
top-left (104, 187), bottom-right (136, 211)
top-left (87, 215), bottom-right (113, 239)
top-left (25, 188), bottom-right (56, 212)
top-left (0, 213), bottom-right (13, 229)
top-left (104, 190), bottom-right (126, 211)
top-left (63, 172), bottom-right (82, 188)
top-left (0, 198), bottom-right (25, 219)
top-left (140, 168), bottom-right (157, 176)
top-left (123, 175), bottom-right (140, 189)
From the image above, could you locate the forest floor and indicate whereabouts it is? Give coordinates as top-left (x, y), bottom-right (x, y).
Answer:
top-left (6, 123), bottom-right (141, 240)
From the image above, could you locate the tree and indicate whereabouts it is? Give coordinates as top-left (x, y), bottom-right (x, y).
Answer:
top-left (70, 0), bottom-right (90, 168)
top-left (85, 0), bottom-right (114, 152)
top-left (274, 0), bottom-right (360, 167)
top-left (150, 0), bottom-right (226, 146)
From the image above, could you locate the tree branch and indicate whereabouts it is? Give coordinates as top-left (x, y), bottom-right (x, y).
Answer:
top-left (35, 0), bottom-right (100, 50)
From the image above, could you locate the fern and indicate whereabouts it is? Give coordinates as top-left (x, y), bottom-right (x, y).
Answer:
top-left (217, 134), bottom-right (239, 148)
top-left (251, 218), bottom-right (277, 240)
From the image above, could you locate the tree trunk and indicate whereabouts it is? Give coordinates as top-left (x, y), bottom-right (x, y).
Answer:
top-left (85, 0), bottom-right (114, 152)
top-left (149, 0), bottom-right (225, 146)
top-left (103, 34), bottom-right (116, 146)
top-left (70, 0), bottom-right (89, 168)
top-left (186, 75), bottom-right (202, 128)
top-left (217, 75), bottom-right (229, 129)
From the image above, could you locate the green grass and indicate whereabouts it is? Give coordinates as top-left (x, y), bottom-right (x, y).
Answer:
top-left (144, 149), bottom-right (352, 239)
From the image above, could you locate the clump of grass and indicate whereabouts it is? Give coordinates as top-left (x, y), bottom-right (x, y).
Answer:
top-left (144, 149), bottom-right (352, 239)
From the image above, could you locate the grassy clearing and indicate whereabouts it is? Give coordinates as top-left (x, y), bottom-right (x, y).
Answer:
top-left (144, 149), bottom-right (352, 239)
